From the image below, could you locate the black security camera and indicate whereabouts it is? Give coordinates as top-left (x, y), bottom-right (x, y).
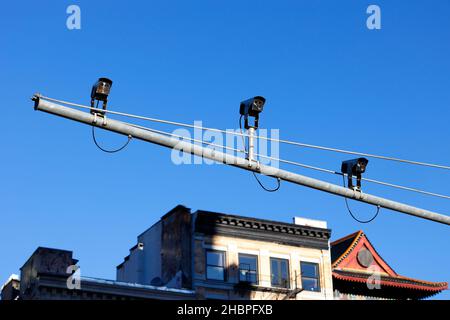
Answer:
top-left (239, 96), bottom-right (266, 129)
top-left (341, 158), bottom-right (369, 191)
top-left (90, 77), bottom-right (113, 115)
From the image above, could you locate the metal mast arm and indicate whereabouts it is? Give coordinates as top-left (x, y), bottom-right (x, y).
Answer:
top-left (32, 95), bottom-right (450, 226)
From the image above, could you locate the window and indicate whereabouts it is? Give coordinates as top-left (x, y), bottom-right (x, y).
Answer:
top-left (206, 250), bottom-right (226, 281)
top-left (300, 262), bottom-right (320, 292)
top-left (270, 258), bottom-right (289, 288)
top-left (238, 254), bottom-right (258, 284)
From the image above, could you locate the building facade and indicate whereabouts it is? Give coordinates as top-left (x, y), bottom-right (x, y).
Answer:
top-left (117, 205), bottom-right (334, 300)
top-left (0, 275), bottom-right (20, 300)
top-left (6, 247), bottom-right (194, 300)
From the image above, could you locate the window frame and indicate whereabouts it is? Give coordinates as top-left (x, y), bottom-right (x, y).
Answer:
top-left (205, 250), bottom-right (226, 281)
top-left (300, 261), bottom-right (321, 292)
top-left (270, 257), bottom-right (290, 289)
top-left (238, 253), bottom-right (259, 285)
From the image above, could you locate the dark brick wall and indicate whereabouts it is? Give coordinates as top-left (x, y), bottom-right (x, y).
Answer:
top-left (160, 205), bottom-right (192, 288)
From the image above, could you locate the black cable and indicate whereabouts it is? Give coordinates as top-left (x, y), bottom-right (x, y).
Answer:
top-left (91, 101), bottom-right (132, 153)
top-left (92, 126), bottom-right (132, 153)
top-left (252, 171), bottom-right (281, 192)
top-left (239, 115), bottom-right (281, 192)
top-left (342, 175), bottom-right (380, 223)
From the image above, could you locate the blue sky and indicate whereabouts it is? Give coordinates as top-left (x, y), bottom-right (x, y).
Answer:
top-left (1, 0), bottom-right (449, 299)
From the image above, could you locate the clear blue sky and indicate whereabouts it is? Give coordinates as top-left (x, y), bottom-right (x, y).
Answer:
top-left (1, 0), bottom-right (449, 299)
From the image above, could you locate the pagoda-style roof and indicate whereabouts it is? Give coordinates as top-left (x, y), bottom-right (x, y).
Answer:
top-left (331, 231), bottom-right (448, 299)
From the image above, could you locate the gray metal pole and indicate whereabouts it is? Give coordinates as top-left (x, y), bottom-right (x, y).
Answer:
top-left (32, 96), bottom-right (450, 226)
top-left (248, 126), bottom-right (255, 166)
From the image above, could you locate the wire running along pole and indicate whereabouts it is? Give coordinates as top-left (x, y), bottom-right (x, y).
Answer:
top-left (38, 95), bottom-right (450, 200)
top-left (121, 117), bottom-right (450, 200)
top-left (37, 95), bottom-right (450, 171)
top-left (32, 96), bottom-right (450, 226)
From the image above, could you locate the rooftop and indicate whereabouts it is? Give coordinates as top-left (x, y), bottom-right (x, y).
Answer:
top-left (331, 231), bottom-right (448, 299)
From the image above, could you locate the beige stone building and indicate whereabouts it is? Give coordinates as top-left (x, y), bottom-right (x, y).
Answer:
top-left (117, 205), bottom-right (333, 300)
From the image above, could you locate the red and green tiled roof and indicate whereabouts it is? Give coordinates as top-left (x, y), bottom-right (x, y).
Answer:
top-left (331, 231), bottom-right (448, 299)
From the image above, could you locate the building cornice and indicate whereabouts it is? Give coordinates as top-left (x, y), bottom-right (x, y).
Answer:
top-left (194, 210), bottom-right (331, 250)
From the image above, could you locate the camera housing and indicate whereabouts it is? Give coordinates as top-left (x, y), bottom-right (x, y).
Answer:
top-left (341, 158), bottom-right (369, 191)
top-left (90, 77), bottom-right (113, 114)
top-left (239, 96), bottom-right (266, 129)
top-left (239, 96), bottom-right (266, 117)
